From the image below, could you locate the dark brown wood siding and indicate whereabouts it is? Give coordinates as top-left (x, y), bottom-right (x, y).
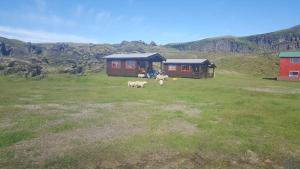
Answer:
top-left (106, 59), bottom-right (138, 77)
top-left (163, 63), bottom-right (209, 78)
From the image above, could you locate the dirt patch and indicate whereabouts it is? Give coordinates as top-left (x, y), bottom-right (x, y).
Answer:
top-left (161, 103), bottom-right (201, 117)
top-left (14, 102), bottom-right (114, 117)
top-left (100, 149), bottom-right (203, 169)
top-left (64, 103), bottom-right (111, 119)
top-left (282, 156), bottom-right (300, 169)
top-left (241, 150), bottom-right (260, 165)
top-left (87, 103), bottom-right (115, 110)
top-left (122, 102), bottom-right (148, 107)
top-left (12, 123), bottom-right (145, 163)
top-left (3, 101), bottom-right (206, 168)
top-left (6, 101), bottom-right (151, 165)
top-left (159, 119), bottom-right (199, 135)
top-left (218, 70), bottom-right (242, 75)
top-left (243, 87), bottom-right (300, 94)
top-left (14, 104), bottom-right (43, 110)
top-left (0, 119), bottom-right (12, 129)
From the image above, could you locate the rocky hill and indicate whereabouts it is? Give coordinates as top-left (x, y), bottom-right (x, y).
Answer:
top-left (0, 38), bottom-right (165, 75)
top-left (0, 25), bottom-right (299, 76)
top-left (165, 25), bottom-right (300, 53)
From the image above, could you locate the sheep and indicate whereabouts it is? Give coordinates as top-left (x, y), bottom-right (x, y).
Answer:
top-left (128, 81), bottom-right (147, 88)
top-left (128, 81), bottom-right (136, 88)
top-left (138, 73), bottom-right (146, 78)
top-left (159, 79), bottom-right (164, 86)
top-left (156, 74), bottom-right (168, 81)
top-left (135, 81), bottom-right (147, 88)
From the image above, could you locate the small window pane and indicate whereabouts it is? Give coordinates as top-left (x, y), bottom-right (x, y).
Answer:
top-left (125, 60), bottom-right (136, 69)
top-left (291, 58), bottom-right (300, 64)
top-left (181, 65), bottom-right (190, 71)
top-left (168, 65), bottom-right (176, 71)
top-left (289, 71), bottom-right (299, 77)
top-left (112, 60), bottom-right (121, 69)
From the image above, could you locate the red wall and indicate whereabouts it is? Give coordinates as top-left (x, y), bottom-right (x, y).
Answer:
top-left (278, 57), bottom-right (300, 81)
top-left (163, 64), bottom-right (193, 78)
top-left (163, 64), bottom-right (209, 78)
top-left (106, 60), bottom-right (138, 77)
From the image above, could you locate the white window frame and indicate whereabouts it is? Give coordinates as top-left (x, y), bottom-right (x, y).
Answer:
top-left (111, 60), bottom-right (121, 69)
top-left (289, 71), bottom-right (299, 78)
top-left (168, 65), bottom-right (176, 71)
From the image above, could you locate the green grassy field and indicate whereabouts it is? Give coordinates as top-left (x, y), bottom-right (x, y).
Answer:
top-left (0, 72), bottom-right (300, 169)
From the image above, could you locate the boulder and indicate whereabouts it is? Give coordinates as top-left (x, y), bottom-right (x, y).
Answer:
top-left (0, 57), bottom-right (43, 77)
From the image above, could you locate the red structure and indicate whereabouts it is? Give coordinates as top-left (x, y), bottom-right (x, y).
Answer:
top-left (163, 59), bottom-right (216, 79)
top-left (277, 52), bottom-right (300, 81)
top-left (103, 53), bottom-right (166, 77)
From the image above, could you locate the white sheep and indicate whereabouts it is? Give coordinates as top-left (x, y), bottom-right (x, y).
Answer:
top-left (159, 79), bottom-right (164, 86)
top-left (128, 81), bottom-right (147, 88)
top-left (135, 81), bottom-right (148, 88)
top-left (156, 74), bottom-right (169, 81)
top-left (128, 81), bottom-right (136, 88)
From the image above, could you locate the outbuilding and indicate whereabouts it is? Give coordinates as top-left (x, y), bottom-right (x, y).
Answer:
top-left (103, 53), bottom-right (166, 77)
top-left (277, 52), bottom-right (300, 81)
top-left (163, 59), bottom-right (216, 79)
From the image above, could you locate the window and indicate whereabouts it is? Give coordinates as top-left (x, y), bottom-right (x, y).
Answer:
top-left (289, 71), bottom-right (299, 78)
top-left (291, 58), bottom-right (300, 64)
top-left (125, 60), bottom-right (136, 69)
top-left (168, 65), bottom-right (176, 71)
top-left (111, 60), bottom-right (121, 69)
top-left (181, 65), bottom-right (190, 72)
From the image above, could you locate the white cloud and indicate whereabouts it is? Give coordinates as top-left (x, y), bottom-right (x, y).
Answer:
top-left (21, 13), bottom-right (77, 27)
top-left (93, 11), bottom-right (124, 28)
top-left (0, 25), bottom-right (97, 43)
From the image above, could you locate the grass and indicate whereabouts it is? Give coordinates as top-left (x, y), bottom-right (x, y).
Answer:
top-left (49, 121), bottom-right (79, 133)
top-left (0, 72), bottom-right (300, 168)
top-left (0, 131), bottom-right (34, 148)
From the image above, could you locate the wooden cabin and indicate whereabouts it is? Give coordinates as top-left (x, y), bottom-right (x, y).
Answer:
top-left (163, 59), bottom-right (216, 79)
top-left (103, 53), bottom-right (166, 77)
top-left (277, 52), bottom-right (300, 81)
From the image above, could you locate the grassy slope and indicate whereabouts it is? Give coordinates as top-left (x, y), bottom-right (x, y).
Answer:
top-left (216, 54), bottom-right (279, 77)
top-left (0, 72), bottom-right (299, 168)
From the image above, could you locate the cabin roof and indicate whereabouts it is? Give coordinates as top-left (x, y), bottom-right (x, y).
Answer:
top-left (279, 52), bottom-right (300, 57)
top-left (164, 59), bottom-right (209, 64)
top-left (103, 53), bottom-right (166, 61)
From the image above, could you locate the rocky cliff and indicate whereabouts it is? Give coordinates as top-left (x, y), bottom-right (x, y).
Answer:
top-left (165, 25), bottom-right (300, 53)
top-left (0, 24), bottom-right (299, 76)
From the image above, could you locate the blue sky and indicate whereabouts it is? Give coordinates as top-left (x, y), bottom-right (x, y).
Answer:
top-left (0, 0), bottom-right (299, 44)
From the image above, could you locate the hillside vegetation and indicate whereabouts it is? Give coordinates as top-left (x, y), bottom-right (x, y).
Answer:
top-left (166, 25), bottom-right (300, 52)
top-left (0, 25), bottom-right (299, 77)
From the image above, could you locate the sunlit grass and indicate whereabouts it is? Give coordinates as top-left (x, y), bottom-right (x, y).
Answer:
top-left (0, 72), bottom-right (299, 168)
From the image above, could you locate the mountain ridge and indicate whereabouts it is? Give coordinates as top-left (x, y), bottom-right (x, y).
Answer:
top-left (165, 25), bottom-right (300, 52)
top-left (0, 24), bottom-right (299, 76)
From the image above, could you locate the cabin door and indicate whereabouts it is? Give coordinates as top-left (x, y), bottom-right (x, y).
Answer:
top-left (138, 61), bottom-right (148, 73)
top-left (192, 65), bottom-right (200, 78)
top-left (192, 65), bottom-right (199, 72)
